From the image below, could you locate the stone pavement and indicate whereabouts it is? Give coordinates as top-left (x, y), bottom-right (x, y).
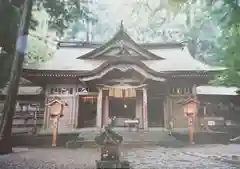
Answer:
top-left (180, 144), bottom-right (240, 165)
top-left (0, 145), bottom-right (239, 169)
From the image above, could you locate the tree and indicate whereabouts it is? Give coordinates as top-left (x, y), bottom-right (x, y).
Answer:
top-left (0, 0), bottom-right (33, 154)
top-left (41, 0), bottom-right (96, 38)
top-left (27, 35), bottom-right (54, 63)
top-left (208, 1), bottom-right (240, 87)
top-left (153, 0), bottom-right (240, 87)
top-left (0, 0), bottom-right (96, 88)
top-left (136, 0), bottom-right (240, 87)
top-left (0, 0), bottom-right (94, 154)
top-left (0, 1), bottom-right (21, 89)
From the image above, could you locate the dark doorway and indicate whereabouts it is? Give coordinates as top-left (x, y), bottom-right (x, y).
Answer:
top-left (147, 97), bottom-right (164, 127)
top-left (77, 96), bottom-right (97, 128)
top-left (109, 97), bottom-right (136, 119)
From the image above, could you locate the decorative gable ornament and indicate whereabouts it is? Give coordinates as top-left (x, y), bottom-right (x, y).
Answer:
top-left (77, 21), bottom-right (164, 60)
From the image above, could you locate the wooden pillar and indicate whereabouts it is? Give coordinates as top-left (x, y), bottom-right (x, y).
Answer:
top-left (57, 96), bottom-right (71, 132)
top-left (163, 96), bottom-right (169, 129)
top-left (142, 88), bottom-right (148, 129)
top-left (74, 95), bottom-right (79, 128)
top-left (192, 84), bottom-right (197, 98)
top-left (96, 88), bottom-right (103, 128)
top-left (136, 90), bottom-right (143, 128)
top-left (188, 116), bottom-right (194, 144)
top-left (203, 105), bottom-right (207, 116)
top-left (52, 117), bottom-right (58, 146)
top-left (43, 97), bottom-right (48, 130)
top-left (192, 84), bottom-right (199, 131)
top-left (103, 94), bottom-right (109, 127)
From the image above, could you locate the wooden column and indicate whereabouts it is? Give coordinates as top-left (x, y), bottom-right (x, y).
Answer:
top-left (52, 117), bottom-right (58, 146)
top-left (136, 90), bottom-right (143, 128)
top-left (96, 88), bottom-right (103, 128)
top-left (43, 88), bottom-right (48, 130)
top-left (163, 96), bottom-right (169, 129)
top-left (192, 84), bottom-right (199, 131)
top-left (74, 95), bottom-right (79, 128)
top-left (203, 105), bottom-right (207, 116)
top-left (57, 96), bottom-right (71, 132)
top-left (103, 94), bottom-right (109, 127)
top-left (142, 88), bottom-right (148, 129)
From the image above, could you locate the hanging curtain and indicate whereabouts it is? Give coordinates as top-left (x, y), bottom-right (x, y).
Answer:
top-left (124, 88), bottom-right (136, 98)
top-left (129, 88), bottom-right (136, 97)
top-left (108, 87), bottom-right (136, 98)
top-left (109, 88), bottom-right (114, 97)
top-left (124, 89), bottom-right (128, 98)
top-left (115, 88), bottom-right (123, 98)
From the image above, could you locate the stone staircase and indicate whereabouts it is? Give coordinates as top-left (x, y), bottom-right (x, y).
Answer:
top-left (76, 128), bottom-right (185, 148)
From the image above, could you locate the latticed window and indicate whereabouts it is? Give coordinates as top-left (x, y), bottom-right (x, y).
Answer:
top-left (170, 87), bottom-right (192, 95)
top-left (49, 87), bottom-right (73, 95)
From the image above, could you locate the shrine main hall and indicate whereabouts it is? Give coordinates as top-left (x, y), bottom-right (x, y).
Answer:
top-left (22, 24), bottom-right (224, 132)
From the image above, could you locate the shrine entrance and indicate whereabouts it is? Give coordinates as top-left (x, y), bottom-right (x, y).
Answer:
top-left (147, 97), bottom-right (164, 127)
top-left (109, 97), bottom-right (136, 124)
top-left (77, 95), bottom-right (97, 128)
top-left (97, 85), bottom-right (148, 129)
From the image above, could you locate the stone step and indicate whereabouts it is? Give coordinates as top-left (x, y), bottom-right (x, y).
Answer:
top-left (78, 129), bottom-right (177, 143)
top-left (12, 133), bottom-right (80, 147)
top-left (65, 139), bottom-right (186, 149)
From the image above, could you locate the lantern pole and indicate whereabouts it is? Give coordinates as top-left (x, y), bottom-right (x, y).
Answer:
top-left (191, 84), bottom-right (198, 145)
top-left (183, 98), bottom-right (199, 145)
top-left (188, 115), bottom-right (194, 144)
top-left (52, 116), bottom-right (59, 147)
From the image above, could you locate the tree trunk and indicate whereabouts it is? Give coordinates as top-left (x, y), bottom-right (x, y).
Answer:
top-left (0, 52), bottom-right (14, 89)
top-left (0, 55), bottom-right (24, 154)
top-left (0, 0), bottom-right (33, 154)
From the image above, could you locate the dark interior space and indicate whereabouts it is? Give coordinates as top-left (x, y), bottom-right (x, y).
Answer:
top-left (109, 97), bottom-right (136, 119)
top-left (147, 97), bottom-right (164, 127)
top-left (198, 95), bottom-right (240, 122)
top-left (77, 96), bottom-right (97, 128)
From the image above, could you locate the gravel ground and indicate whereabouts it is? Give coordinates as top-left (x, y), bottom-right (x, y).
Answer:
top-left (0, 145), bottom-right (239, 169)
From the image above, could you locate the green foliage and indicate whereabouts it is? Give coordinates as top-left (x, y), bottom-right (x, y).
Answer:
top-left (175, 0), bottom-right (240, 87)
top-left (208, 1), bottom-right (240, 87)
top-left (132, 0), bottom-right (240, 88)
top-left (40, 0), bottom-right (97, 37)
top-left (66, 21), bottom-right (86, 39)
top-left (0, 0), bottom-right (95, 89)
top-left (26, 35), bottom-right (54, 63)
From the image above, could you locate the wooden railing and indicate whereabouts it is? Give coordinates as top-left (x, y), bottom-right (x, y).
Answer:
top-left (11, 108), bottom-right (45, 135)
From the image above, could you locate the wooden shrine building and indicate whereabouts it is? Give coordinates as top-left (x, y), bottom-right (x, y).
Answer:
top-left (22, 24), bottom-right (224, 132)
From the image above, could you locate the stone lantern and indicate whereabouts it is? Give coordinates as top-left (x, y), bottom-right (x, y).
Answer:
top-left (95, 126), bottom-right (130, 169)
top-left (46, 96), bottom-right (68, 146)
top-left (183, 98), bottom-right (200, 117)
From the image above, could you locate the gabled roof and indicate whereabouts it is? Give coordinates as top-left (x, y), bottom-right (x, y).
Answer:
top-left (182, 97), bottom-right (200, 105)
top-left (77, 22), bottom-right (164, 60)
top-left (23, 22), bottom-right (225, 75)
top-left (46, 96), bottom-right (68, 106)
top-left (23, 47), bottom-right (224, 74)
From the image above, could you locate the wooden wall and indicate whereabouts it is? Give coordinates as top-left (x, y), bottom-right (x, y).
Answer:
top-left (44, 84), bottom-right (80, 132)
